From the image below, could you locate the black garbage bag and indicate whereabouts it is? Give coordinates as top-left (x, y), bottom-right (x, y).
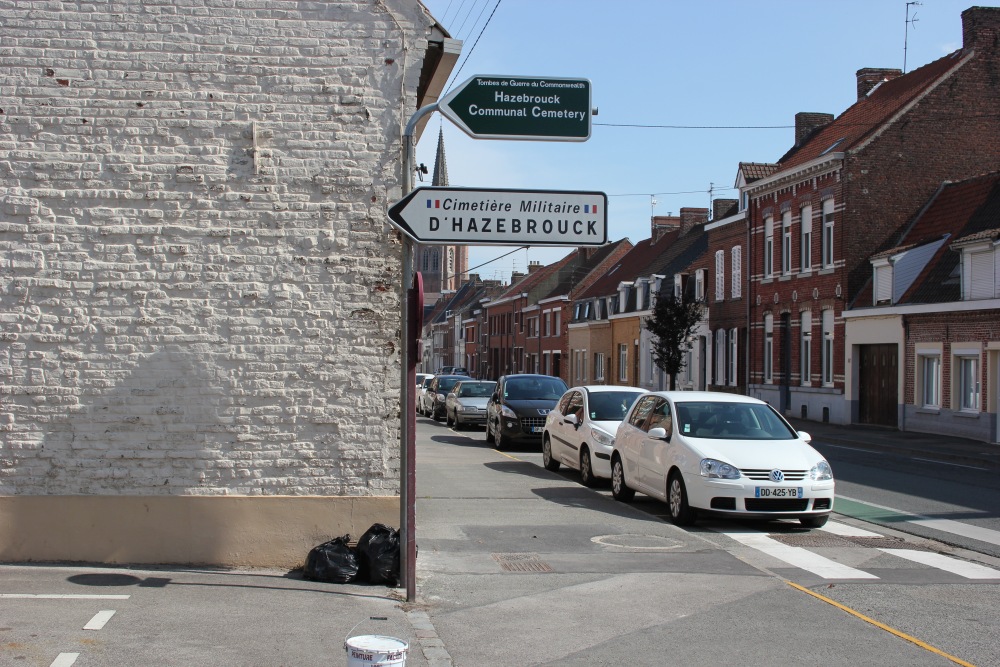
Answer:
top-left (303, 535), bottom-right (359, 583)
top-left (356, 523), bottom-right (400, 586)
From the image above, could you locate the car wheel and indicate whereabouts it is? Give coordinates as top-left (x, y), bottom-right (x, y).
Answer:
top-left (454, 415), bottom-right (463, 430)
top-left (667, 472), bottom-right (697, 526)
top-left (494, 426), bottom-right (506, 451)
top-left (611, 456), bottom-right (634, 502)
top-left (542, 436), bottom-right (559, 471)
top-left (446, 410), bottom-right (453, 426)
top-left (579, 447), bottom-right (596, 487)
top-left (485, 419), bottom-right (495, 444)
top-left (799, 514), bottom-right (829, 529)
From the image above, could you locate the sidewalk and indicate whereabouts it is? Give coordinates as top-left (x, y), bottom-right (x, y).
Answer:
top-left (787, 417), bottom-right (1000, 470)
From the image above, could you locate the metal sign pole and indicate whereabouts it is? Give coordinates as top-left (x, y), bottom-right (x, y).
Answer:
top-left (400, 104), bottom-right (437, 602)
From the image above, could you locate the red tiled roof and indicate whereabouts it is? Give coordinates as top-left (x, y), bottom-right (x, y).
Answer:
top-left (739, 162), bottom-right (779, 183)
top-left (493, 251), bottom-right (574, 301)
top-left (579, 234), bottom-right (674, 298)
top-left (780, 50), bottom-right (968, 170)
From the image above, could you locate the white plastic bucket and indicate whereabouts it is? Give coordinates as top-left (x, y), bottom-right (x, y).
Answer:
top-left (344, 634), bottom-right (408, 667)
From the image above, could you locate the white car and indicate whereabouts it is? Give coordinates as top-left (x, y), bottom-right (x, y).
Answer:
top-left (542, 386), bottom-right (647, 486)
top-left (611, 391), bottom-right (833, 529)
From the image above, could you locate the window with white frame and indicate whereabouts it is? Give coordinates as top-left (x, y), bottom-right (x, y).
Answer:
top-left (821, 198), bottom-right (835, 269)
top-left (618, 344), bottom-right (628, 382)
top-left (731, 246), bottom-right (742, 298)
top-left (918, 353), bottom-right (940, 408)
top-left (821, 309), bottom-right (834, 385)
top-left (715, 250), bottom-right (725, 301)
top-left (764, 314), bottom-right (773, 383)
top-left (582, 350), bottom-right (588, 382)
top-left (595, 353), bottom-right (605, 381)
top-left (800, 205), bottom-right (812, 272)
top-left (764, 216), bottom-right (774, 278)
top-left (648, 344), bottom-right (656, 382)
top-left (544, 312), bottom-right (551, 337)
top-left (956, 352), bottom-right (981, 412)
top-left (781, 209), bottom-right (792, 275)
top-left (554, 310), bottom-right (561, 336)
top-left (963, 248), bottom-right (996, 300)
top-left (673, 275), bottom-right (682, 300)
top-left (695, 269), bottom-right (705, 301)
top-left (874, 259), bottom-right (893, 305)
top-left (728, 328), bottom-right (738, 386)
top-left (800, 310), bottom-right (812, 386)
top-left (715, 329), bottom-right (726, 385)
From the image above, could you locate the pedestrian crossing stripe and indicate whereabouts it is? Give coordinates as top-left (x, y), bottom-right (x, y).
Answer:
top-left (722, 521), bottom-right (1000, 580)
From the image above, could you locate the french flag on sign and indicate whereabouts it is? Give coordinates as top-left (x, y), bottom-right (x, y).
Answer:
top-left (585, 204), bottom-right (598, 214)
top-left (426, 200), bottom-right (441, 208)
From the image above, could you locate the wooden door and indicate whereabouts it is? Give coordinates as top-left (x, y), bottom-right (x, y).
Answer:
top-left (858, 344), bottom-right (898, 427)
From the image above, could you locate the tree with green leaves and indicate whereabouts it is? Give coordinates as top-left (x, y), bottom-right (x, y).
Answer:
top-left (644, 290), bottom-right (705, 391)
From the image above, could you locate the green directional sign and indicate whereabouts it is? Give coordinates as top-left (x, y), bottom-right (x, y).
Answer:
top-left (438, 75), bottom-right (592, 141)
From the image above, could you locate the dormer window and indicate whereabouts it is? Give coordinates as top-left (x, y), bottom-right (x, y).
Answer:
top-left (960, 243), bottom-right (998, 300)
top-left (873, 258), bottom-right (893, 305)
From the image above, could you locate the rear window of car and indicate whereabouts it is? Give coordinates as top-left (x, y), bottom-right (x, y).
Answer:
top-left (436, 376), bottom-right (464, 392)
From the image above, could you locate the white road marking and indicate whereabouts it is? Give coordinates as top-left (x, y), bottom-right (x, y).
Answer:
top-left (50, 654), bottom-right (79, 667)
top-left (879, 549), bottom-right (1000, 579)
top-left (83, 610), bottom-right (116, 630)
top-left (0, 594), bottom-right (130, 600)
top-left (912, 457), bottom-right (988, 471)
top-left (819, 521), bottom-right (883, 538)
top-left (723, 531), bottom-right (879, 579)
top-left (838, 494), bottom-right (1000, 548)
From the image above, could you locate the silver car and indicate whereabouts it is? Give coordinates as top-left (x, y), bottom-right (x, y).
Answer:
top-left (543, 386), bottom-right (647, 486)
top-left (445, 380), bottom-right (497, 429)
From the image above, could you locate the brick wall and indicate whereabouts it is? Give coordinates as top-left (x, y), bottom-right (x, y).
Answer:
top-left (0, 1), bottom-right (435, 499)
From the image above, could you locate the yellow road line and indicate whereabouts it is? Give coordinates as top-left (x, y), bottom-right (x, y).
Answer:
top-left (785, 581), bottom-right (977, 667)
top-left (494, 449), bottom-right (521, 461)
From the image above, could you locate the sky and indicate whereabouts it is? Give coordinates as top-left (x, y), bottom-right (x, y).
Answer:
top-left (413, 0), bottom-right (993, 284)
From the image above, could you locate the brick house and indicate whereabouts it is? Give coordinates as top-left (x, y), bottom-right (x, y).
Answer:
top-left (568, 219), bottom-right (677, 388)
top-left (703, 199), bottom-right (746, 396)
top-left (845, 171), bottom-right (1000, 442)
top-left (744, 6), bottom-right (1000, 426)
top-left (0, 1), bottom-right (457, 566)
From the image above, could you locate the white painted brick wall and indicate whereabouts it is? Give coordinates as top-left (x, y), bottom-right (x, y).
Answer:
top-left (0, 0), bottom-right (434, 496)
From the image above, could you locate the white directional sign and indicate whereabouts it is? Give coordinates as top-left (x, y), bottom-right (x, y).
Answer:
top-left (388, 187), bottom-right (608, 246)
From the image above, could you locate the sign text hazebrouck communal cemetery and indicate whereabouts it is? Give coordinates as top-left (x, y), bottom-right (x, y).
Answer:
top-left (438, 75), bottom-right (591, 141)
top-left (388, 187), bottom-right (607, 246)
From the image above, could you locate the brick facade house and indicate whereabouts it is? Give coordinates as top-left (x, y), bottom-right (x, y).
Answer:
top-left (745, 6), bottom-right (1000, 426)
top-left (0, 1), bottom-right (456, 566)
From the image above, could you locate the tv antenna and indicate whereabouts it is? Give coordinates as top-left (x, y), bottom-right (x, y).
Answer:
top-left (904, 1), bottom-right (922, 73)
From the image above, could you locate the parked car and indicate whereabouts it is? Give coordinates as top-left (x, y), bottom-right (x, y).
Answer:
top-left (485, 374), bottom-right (568, 450)
top-left (438, 366), bottom-right (469, 376)
top-left (425, 375), bottom-right (468, 421)
top-left (610, 391), bottom-right (833, 528)
top-left (542, 386), bottom-right (647, 486)
top-left (417, 375), bottom-right (436, 416)
top-left (445, 380), bottom-right (497, 429)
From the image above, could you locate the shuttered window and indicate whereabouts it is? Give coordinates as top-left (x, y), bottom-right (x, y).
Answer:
top-left (715, 250), bottom-right (725, 301)
top-left (731, 246), bottom-right (742, 298)
top-left (874, 264), bottom-right (893, 304)
top-left (967, 250), bottom-right (995, 300)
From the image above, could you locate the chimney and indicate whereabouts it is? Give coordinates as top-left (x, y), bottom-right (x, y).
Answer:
top-left (527, 260), bottom-right (543, 274)
top-left (795, 112), bottom-right (834, 147)
top-left (651, 214), bottom-right (679, 242)
top-left (509, 271), bottom-right (526, 283)
top-left (712, 198), bottom-right (738, 221)
top-left (963, 6), bottom-right (1000, 51)
top-left (855, 68), bottom-right (902, 100)
top-left (679, 207), bottom-right (709, 234)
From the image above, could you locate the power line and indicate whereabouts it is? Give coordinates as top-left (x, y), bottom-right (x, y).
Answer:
top-left (445, 0), bottom-right (502, 92)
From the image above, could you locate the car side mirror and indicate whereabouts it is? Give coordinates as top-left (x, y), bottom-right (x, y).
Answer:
top-left (797, 430), bottom-right (812, 443)
top-left (648, 427), bottom-right (669, 441)
top-left (564, 413), bottom-right (579, 427)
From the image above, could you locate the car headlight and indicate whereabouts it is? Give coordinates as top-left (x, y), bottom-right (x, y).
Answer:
top-left (589, 427), bottom-right (614, 447)
top-left (500, 405), bottom-right (517, 419)
top-left (809, 460), bottom-right (833, 481)
top-left (700, 458), bottom-right (740, 479)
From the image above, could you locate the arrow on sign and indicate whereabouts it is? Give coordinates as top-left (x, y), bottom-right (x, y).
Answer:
top-left (388, 187), bottom-right (608, 247)
top-left (438, 75), bottom-right (591, 141)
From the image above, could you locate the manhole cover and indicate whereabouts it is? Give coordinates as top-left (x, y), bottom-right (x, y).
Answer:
top-left (491, 553), bottom-right (553, 573)
top-left (591, 534), bottom-right (683, 551)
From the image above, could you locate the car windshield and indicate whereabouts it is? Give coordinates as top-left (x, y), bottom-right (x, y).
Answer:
top-left (674, 401), bottom-right (798, 440)
top-left (505, 377), bottom-right (567, 400)
top-left (458, 382), bottom-right (496, 398)
top-left (588, 391), bottom-right (645, 421)
top-left (437, 377), bottom-right (462, 392)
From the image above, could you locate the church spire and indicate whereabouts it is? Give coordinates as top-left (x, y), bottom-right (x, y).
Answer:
top-left (432, 127), bottom-right (449, 186)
